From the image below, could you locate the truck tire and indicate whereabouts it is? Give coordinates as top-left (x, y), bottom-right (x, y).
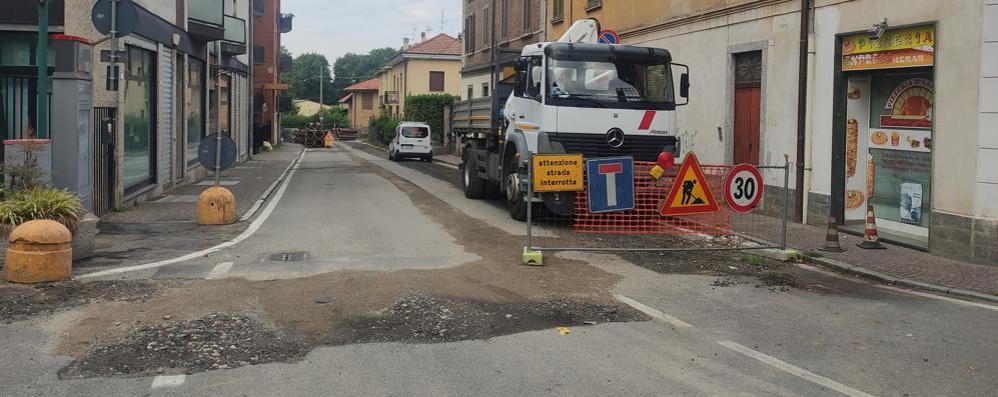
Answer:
top-left (462, 150), bottom-right (486, 199)
top-left (504, 155), bottom-right (528, 221)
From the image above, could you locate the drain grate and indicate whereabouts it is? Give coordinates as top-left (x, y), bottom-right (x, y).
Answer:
top-left (268, 252), bottom-right (308, 262)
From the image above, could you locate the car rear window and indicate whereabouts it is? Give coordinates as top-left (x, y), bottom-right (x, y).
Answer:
top-left (401, 126), bottom-right (429, 138)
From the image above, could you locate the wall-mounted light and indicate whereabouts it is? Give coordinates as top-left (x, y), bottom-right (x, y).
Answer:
top-left (869, 18), bottom-right (888, 40)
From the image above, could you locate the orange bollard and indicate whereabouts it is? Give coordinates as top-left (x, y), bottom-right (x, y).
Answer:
top-left (5, 220), bottom-right (73, 283)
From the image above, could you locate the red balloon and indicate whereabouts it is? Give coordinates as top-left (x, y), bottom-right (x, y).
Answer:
top-left (657, 152), bottom-right (675, 169)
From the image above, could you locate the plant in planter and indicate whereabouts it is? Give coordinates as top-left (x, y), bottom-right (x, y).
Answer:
top-left (1, 134), bottom-right (83, 238)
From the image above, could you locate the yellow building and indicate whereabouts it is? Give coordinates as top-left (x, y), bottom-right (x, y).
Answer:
top-left (545, 0), bottom-right (730, 40)
top-left (377, 33), bottom-right (463, 117)
top-left (338, 78), bottom-right (380, 130)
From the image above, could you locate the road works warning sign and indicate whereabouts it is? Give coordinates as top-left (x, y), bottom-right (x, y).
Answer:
top-left (660, 152), bottom-right (721, 216)
top-left (532, 154), bottom-right (585, 192)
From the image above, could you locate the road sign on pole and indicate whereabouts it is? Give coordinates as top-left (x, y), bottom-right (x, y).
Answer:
top-left (532, 154), bottom-right (584, 192)
top-left (660, 152), bottom-right (720, 216)
top-left (724, 164), bottom-right (764, 213)
top-left (586, 157), bottom-right (635, 213)
top-left (597, 29), bottom-right (620, 44)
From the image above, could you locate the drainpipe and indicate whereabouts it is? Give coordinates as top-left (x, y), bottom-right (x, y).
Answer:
top-left (794, 0), bottom-right (812, 223)
top-left (36, 0), bottom-right (50, 139)
top-left (802, 33), bottom-right (816, 225)
top-left (248, 2), bottom-right (254, 160)
top-left (541, 0), bottom-right (548, 40)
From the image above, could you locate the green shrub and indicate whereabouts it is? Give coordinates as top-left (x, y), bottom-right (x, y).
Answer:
top-left (280, 106), bottom-right (350, 129)
top-left (0, 187), bottom-right (81, 236)
top-left (370, 111), bottom-right (400, 145)
top-left (403, 94), bottom-right (458, 143)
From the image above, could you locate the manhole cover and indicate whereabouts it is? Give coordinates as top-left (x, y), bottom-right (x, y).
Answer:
top-left (268, 252), bottom-right (309, 262)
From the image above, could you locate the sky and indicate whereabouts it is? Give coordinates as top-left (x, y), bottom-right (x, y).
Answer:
top-left (281, 0), bottom-right (462, 66)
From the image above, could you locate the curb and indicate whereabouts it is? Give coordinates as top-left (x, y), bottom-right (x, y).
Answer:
top-left (239, 146), bottom-right (306, 222)
top-left (806, 255), bottom-right (998, 304)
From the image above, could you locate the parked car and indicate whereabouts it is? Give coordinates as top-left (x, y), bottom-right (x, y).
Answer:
top-left (389, 122), bottom-right (433, 162)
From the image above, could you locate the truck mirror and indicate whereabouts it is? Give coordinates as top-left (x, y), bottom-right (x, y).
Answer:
top-left (514, 70), bottom-right (526, 97)
top-left (680, 73), bottom-right (690, 99)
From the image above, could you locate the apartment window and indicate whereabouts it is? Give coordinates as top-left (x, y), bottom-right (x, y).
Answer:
top-left (464, 13), bottom-right (476, 53)
top-left (482, 82), bottom-right (490, 97)
top-left (500, 0), bottom-right (508, 39)
top-left (483, 6), bottom-right (491, 46)
top-left (523, 0), bottom-right (533, 31)
top-left (361, 93), bottom-right (373, 110)
top-left (586, 0), bottom-right (603, 12)
top-left (467, 85), bottom-right (474, 99)
top-left (552, 0), bottom-right (564, 21)
top-left (429, 71), bottom-right (445, 92)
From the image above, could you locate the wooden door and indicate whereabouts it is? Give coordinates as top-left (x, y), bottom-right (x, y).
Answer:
top-left (733, 51), bottom-right (762, 165)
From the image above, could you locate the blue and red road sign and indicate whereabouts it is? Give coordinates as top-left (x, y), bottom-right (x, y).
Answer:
top-left (598, 29), bottom-right (620, 44)
top-left (587, 157), bottom-right (635, 213)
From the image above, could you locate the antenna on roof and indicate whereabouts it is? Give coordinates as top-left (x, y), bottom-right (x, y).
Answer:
top-left (441, 10), bottom-right (445, 33)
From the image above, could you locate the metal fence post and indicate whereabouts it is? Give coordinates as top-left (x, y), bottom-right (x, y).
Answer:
top-left (782, 159), bottom-right (791, 250)
top-left (526, 152), bottom-right (533, 251)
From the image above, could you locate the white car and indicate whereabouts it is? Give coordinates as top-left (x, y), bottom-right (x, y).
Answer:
top-left (388, 122), bottom-right (433, 162)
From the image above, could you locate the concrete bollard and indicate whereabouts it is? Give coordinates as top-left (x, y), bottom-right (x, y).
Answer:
top-left (197, 186), bottom-right (236, 225)
top-left (5, 220), bottom-right (73, 283)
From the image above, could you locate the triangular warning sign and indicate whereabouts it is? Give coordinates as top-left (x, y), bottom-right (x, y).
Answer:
top-left (660, 152), bottom-right (721, 216)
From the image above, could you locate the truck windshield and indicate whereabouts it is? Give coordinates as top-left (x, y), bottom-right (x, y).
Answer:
top-left (547, 57), bottom-right (675, 110)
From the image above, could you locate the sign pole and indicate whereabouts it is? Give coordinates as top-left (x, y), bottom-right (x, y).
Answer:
top-left (214, 133), bottom-right (222, 186)
top-left (36, 0), bottom-right (50, 139)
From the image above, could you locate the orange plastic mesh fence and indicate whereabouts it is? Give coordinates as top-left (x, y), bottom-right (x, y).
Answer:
top-left (573, 161), bottom-right (734, 236)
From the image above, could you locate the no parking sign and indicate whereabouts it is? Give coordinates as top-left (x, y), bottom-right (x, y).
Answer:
top-left (724, 164), bottom-right (764, 213)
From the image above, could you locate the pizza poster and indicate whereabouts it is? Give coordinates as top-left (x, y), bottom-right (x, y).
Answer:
top-left (844, 77), bottom-right (871, 223)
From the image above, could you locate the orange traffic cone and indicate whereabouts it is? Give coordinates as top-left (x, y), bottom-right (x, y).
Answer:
top-left (818, 215), bottom-right (846, 252)
top-left (857, 204), bottom-right (885, 249)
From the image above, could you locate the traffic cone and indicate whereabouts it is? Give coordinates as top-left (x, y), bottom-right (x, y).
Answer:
top-left (818, 215), bottom-right (846, 252)
top-left (857, 204), bottom-right (886, 249)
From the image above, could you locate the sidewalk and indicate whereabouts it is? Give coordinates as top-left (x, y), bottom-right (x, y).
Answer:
top-left (776, 218), bottom-right (998, 302)
top-left (78, 144), bottom-right (303, 271)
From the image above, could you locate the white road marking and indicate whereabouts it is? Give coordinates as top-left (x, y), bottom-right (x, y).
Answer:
top-left (77, 150), bottom-right (306, 279)
top-left (206, 262), bottom-right (234, 280)
top-left (432, 161), bottom-right (459, 170)
top-left (150, 375), bottom-right (186, 388)
top-left (718, 340), bottom-right (876, 397)
top-left (614, 295), bottom-right (692, 328)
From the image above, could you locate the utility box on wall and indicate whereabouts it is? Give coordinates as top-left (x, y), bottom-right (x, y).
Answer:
top-left (50, 35), bottom-right (95, 212)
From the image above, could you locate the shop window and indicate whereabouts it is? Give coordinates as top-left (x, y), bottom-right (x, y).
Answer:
top-left (123, 46), bottom-right (157, 190)
top-left (186, 58), bottom-right (205, 166)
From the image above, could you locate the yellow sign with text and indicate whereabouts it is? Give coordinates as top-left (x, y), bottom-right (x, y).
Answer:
top-left (842, 25), bottom-right (935, 71)
top-left (532, 154), bottom-right (584, 192)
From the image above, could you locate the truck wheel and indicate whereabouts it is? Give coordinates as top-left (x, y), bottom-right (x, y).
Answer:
top-left (462, 151), bottom-right (486, 199)
top-left (504, 156), bottom-right (528, 221)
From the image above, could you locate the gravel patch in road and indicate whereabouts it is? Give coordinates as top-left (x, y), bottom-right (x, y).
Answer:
top-left (60, 313), bottom-right (306, 378)
top-left (0, 280), bottom-right (162, 323)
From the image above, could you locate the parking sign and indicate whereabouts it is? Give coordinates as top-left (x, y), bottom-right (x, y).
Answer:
top-left (587, 157), bottom-right (635, 213)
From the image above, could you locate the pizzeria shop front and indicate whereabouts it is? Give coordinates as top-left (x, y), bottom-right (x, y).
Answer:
top-left (836, 24), bottom-right (935, 249)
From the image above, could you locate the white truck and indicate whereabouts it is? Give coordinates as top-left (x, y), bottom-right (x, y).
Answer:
top-left (454, 19), bottom-right (690, 220)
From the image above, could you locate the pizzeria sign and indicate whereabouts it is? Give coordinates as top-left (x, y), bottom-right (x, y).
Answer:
top-left (842, 25), bottom-right (935, 71)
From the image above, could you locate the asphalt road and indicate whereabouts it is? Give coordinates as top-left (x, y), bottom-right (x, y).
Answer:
top-left (1, 143), bottom-right (996, 396)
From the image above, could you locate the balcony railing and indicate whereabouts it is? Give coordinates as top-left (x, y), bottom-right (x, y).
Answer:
top-left (221, 15), bottom-right (246, 55)
top-left (0, 0), bottom-right (65, 26)
top-left (279, 13), bottom-right (294, 34)
top-left (188, 0), bottom-right (225, 41)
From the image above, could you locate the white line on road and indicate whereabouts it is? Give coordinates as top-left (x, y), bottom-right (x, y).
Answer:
top-left (614, 295), bottom-right (693, 328)
top-left (77, 150), bottom-right (306, 279)
top-left (718, 340), bottom-right (876, 397)
top-left (206, 262), bottom-right (234, 280)
top-left (150, 375), bottom-right (187, 388)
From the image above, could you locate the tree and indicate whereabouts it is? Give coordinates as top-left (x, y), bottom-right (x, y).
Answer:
top-left (288, 53), bottom-right (333, 103)
top-left (329, 47), bottom-right (398, 101)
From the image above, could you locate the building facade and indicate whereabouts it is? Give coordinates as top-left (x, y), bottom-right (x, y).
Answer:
top-left (462, 0), bottom-right (996, 265)
top-left (253, 0), bottom-right (292, 149)
top-left (339, 78), bottom-right (379, 130)
top-left (461, 0), bottom-right (544, 101)
top-left (377, 33), bottom-right (462, 116)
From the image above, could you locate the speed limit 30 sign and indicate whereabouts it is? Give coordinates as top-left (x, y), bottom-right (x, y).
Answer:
top-left (724, 164), bottom-right (764, 213)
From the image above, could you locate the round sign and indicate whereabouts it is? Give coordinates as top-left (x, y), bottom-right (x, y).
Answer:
top-left (91, 0), bottom-right (139, 37)
top-left (597, 29), bottom-right (620, 44)
top-left (198, 134), bottom-right (238, 172)
top-left (724, 164), bottom-right (764, 213)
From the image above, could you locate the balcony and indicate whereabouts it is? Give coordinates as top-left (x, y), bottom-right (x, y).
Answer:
top-left (0, 0), bottom-right (65, 26)
top-left (279, 13), bottom-right (294, 34)
top-left (279, 53), bottom-right (292, 73)
top-left (188, 0), bottom-right (225, 41)
top-left (220, 15), bottom-right (246, 55)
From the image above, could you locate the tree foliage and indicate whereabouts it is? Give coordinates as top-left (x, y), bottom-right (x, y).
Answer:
top-left (281, 106), bottom-right (350, 129)
top-left (403, 94), bottom-right (458, 143)
top-left (288, 52), bottom-right (333, 103)
top-left (329, 47), bottom-right (398, 101)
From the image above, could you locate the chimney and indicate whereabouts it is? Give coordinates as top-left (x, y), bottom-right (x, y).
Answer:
top-left (421, 31), bottom-right (427, 42)
top-left (403, 37), bottom-right (410, 49)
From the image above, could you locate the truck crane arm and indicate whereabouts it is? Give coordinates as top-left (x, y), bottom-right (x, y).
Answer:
top-left (556, 18), bottom-right (601, 44)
